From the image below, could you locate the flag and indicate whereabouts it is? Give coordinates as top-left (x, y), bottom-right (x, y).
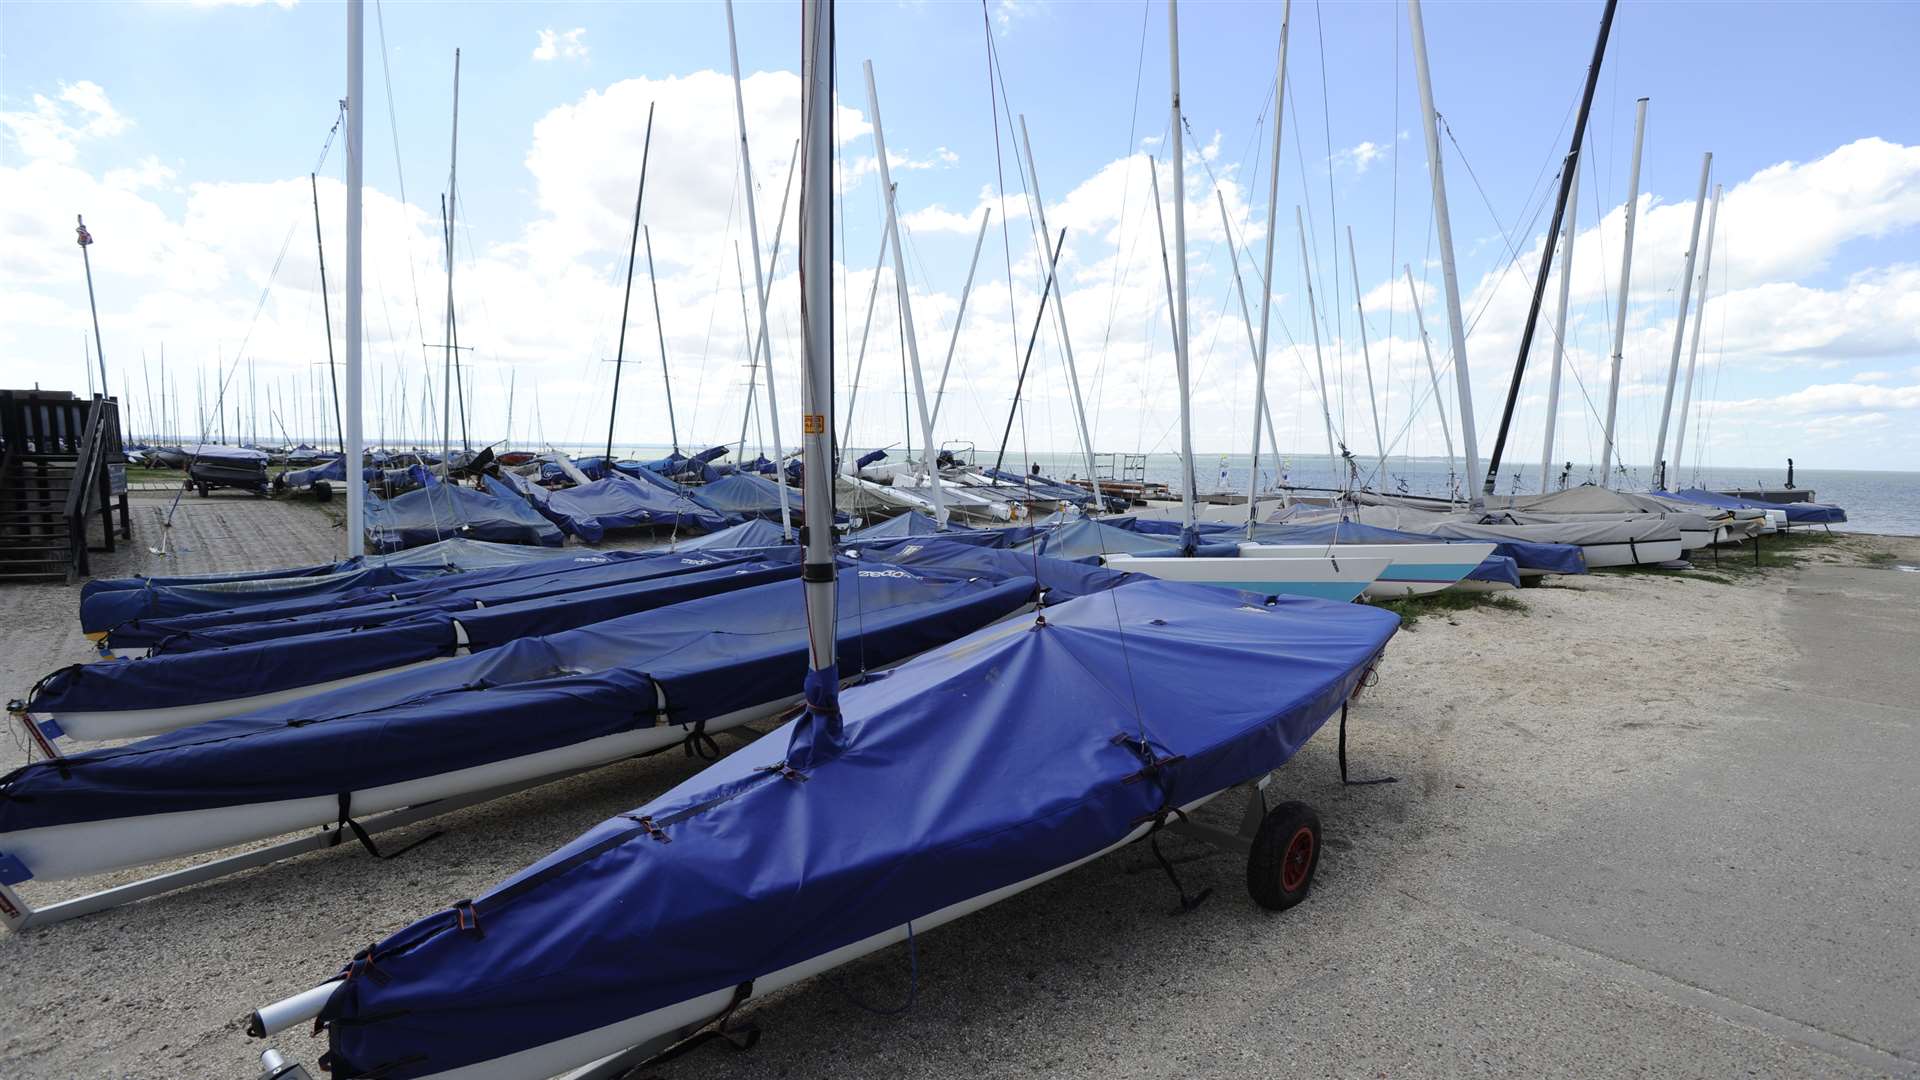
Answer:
top-left (76, 221), bottom-right (93, 247)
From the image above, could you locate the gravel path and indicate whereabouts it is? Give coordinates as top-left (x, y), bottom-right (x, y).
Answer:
top-left (1, 506), bottom-right (1913, 1080)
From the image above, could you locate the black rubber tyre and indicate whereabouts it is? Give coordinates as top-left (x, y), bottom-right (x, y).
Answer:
top-left (1246, 800), bottom-right (1321, 911)
top-left (311, 480), bottom-right (333, 502)
top-left (196, 483), bottom-right (209, 498)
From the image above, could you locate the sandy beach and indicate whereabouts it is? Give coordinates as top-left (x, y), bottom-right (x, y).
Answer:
top-left (2, 491), bottom-right (1915, 1079)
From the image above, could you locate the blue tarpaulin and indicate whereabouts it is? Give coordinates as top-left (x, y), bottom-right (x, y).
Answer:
top-left (1671, 488), bottom-right (1847, 524)
top-left (844, 510), bottom-right (970, 540)
top-left (279, 455), bottom-right (346, 489)
top-left (669, 519), bottom-right (795, 551)
top-left (1012, 518), bottom-right (1242, 561)
top-left (693, 473), bottom-right (799, 520)
top-left (29, 556), bottom-right (805, 718)
top-left (531, 474), bottom-right (733, 542)
top-left (366, 481), bottom-right (564, 553)
top-left (311, 579), bottom-right (1398, 1077)
top-left (0, 561), bottom-right (1036, 836)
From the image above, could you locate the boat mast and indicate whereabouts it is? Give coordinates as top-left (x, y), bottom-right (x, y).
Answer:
top-left (605, 103), bottom-right (657, 465)
top-left (1295, 206), bottom-right (1341, 486)
top-left (1346, 227), bottom-right (1389, 490)
top-left (1169, 0), bottom-right (1196, 541)
top-left (644, 227), bottom-right (679, 454)
top-left (1016, 118), bottom-right (1103, 510)
top-left (1481, 0), bottom-right (1618, 494)
top-left (1246, 0), bottom-right (1290, 533)
top-left (310, 173), bottom-right (345, 452)
top-left (865, 61), bottom-right (948, 527)
top-left (725, 0), bottom-right (795, 537)
top-left (1651, 151), bottom-right (1711, 491)
top-left (1408, 0), bottom-right (1482, 508)
top-left (344, 0), bottom-right (365, 556)
top-left (1598, 97), bottom-right (1648, 490)
top-left (75, 216), bottom-right (110, 393)
top-left (929, 207), bottom-right (991, 432)
top-left (838, 212), bottom-right (892, 473)
top-left (794, 0), bottom-right (842, 763)
top-left (1539, 163), bottom-right (1578, 493)
top-left (1669, 182), bottom-right (1721, 486)
top-left (441, 49), bottom-right (460, 469)
top-left (732, 145), bottom-right (798, 472)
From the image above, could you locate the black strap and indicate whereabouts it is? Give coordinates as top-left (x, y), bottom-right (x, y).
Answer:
top-left (681, 714), bottom-right (721, 761)
top-left (825, 920), bottom-right (919, 1016)
top-left (1145, 806), bottom-right (1212, 914)
top-left (331, 792), bottom-right (443, 860)
top-left (1338, 702), bottom-right (1397, 786)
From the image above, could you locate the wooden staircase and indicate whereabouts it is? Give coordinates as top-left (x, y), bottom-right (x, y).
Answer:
top-left (0, 391), bottom-right (131, 584)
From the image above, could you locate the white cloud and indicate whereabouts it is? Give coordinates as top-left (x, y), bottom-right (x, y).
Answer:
top-left (1332, 140), bottom-right (1384, 175)
top-left (188, 0), bottom-right (297, 8)
top-left (0, 81), bottom-right (130, 164)
top-left (533, 27), bottom-right (589, 63)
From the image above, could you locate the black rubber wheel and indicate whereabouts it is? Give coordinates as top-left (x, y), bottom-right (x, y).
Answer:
top-left (1246, 800), bottom-right (1321, 911)
top-left (196, 483), bottom-right (209, 497)
top-left (311, 480), bottom-right (333, 502)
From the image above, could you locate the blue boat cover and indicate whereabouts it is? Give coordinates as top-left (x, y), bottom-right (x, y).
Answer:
top-left (366, 481), bottom-right (564, 553)
top-left (310, 580), bottom-right (1398, 1077)
top-left (533, 474), bottom-right (733, 543)
top-left (144, 551), bottom-right (789, 653)
top-left (79, 540), bottom-right (587, 637)
top-left (1014, 519), bottom-right (1242, 561)
top-left (0, 561), bottom-right (1036, 835)
top-left (977, 467), bottom-right (1095, 505)
top-left (1467, 554), bottom-right (1521, 588)
top-left (281, 455), bottom-right (347, 488)
top-left (693, 473), bottom-right (796, 519)
top-left (1672, 488), bottom-right (1847, 524)
top-left (845, 510), bottom-right (971, 540)
top-left (99, 550), bottom-right (655, 648)
top-left (857, 539), bottom-right (1136, 602)
top-left (669, 519), bottom-right (795, 551)
top-left (185, 444), bottom-right (269, 465)
top-left (1113, 516), bottom-right (1238, 537)
top-left (29, 557), bottom-right (802, 717)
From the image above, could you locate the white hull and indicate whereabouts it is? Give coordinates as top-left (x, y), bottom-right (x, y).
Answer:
top-left (255, 788), bottom-right (1231, 1078)
top-left (1238, 542), bottom-right (1496, 599)
top-left (1103, 554), bottom-right (1390, 603)
top-left (1582, 537), bottom-right (1684, 568)
top-left (40, 656), bottom-right (454, 743)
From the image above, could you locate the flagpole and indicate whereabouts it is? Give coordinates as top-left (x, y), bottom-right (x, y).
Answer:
top-left (75, 216), bottom-right (109, 393)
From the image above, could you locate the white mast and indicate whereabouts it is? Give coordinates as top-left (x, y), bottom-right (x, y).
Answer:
top-left (1598, 96), bottom-right (1648, 489)
top-left (1212, 191), bottom-right (1285, 472)
top-left (929, 207), bottom-right (991, 431)
top-left (725, 0), bottom-right (794, 537)
top-left (1169, 0), bottom-right (1196, 536)
top-left (1246, 0), bottom-right (1290, 532)
top-left (1296, 205), bottom-right (1341, 485)
top-left (643, 227), bottom-right (679, 453)
top-left (1346, 225), bottom-right (1389, 489)
top-left (344, 0), bottom-right (365, 557)
top-left (864, 60), bottom-right (947, 527)
top-left (440, 49), bottom-right (460, 469)
top-left (1539, 163), bottom-right (1579, 493)
top-left (1408, 0), bottom-right (1482, 508)
top-left (1403, 266), bottom-right (1457, 492)
top-left (839, 214), bottom-right (892, 473)
top-left (1652, 150), bottom-right (1712, 491)
top-left (1670, 182), bottom-right (1720, 487)
top-left (1017, 117), bottom-right (1103, 509)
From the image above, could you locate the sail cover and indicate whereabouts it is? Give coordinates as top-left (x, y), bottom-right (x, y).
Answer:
top-left (1672, 488), bottom-right (1846, 524)
top-left (310, 580), bottom-right (1397, 1078)
top-left (0, 562), bottom-right (1037, 834)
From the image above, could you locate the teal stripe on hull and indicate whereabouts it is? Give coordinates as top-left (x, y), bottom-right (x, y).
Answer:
top-left (1377, 562), bottom-right (1480, 584)
top-left (1239, 580), bottom-right (1371, 602)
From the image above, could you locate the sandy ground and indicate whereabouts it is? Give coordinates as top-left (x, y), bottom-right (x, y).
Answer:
top-left (1, 495), bottom-right (1916, 1079)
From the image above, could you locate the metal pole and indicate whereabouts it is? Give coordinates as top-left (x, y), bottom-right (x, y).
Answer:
top-left (929, 206), bottom-right (991, 431)
top-left (1016, 118), bottom-right (1103, 510)
top-left (1247, 0), bottom-right (1290, 531)
top-left (798, 0), bottom-right (839, 725)
top-left (1296, 206), bottom-right (1341, 485)
top-left (1670, 182), bottom-right (1720, 488)
top-left (865, 60), bottom-right (947, 527)
top-left (1651, 150), bottom-right (1712, 491)
top-left (344, 0), bottom-right (365, 556)
top-left (643, 226), bottom-right (678, 453)
top-left (994, 229), bottom-right (1069, 476)
top-left (441, 49), bottom-right (460, 468)
top-left (839, 214), bottom-right (892, 473)
top-left (1408, 0), bottom-right (1482, 507)
top-left (75, 216), bottom-right (109, 392)
top-left (606, 103), bottom-right (657, 465)
top-left (1599, 97), bottom-right (1648, 489)
top-left (310, 174), bottom-right (345, 452)
top-left (1169, 0), bottom-right (1196, 536)
top-left (1483, 0), bottom-right (1619, 493)
top-left (1540, 163), bottom-right (1578, 493)
top-left (1347, 225), bottom-right (1389, 489)
top-left (726, 1), bottom-right (794, 535)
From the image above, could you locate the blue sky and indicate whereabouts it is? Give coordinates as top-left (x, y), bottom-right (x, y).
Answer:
top-left (3, 0), bottom-right (1917, 481)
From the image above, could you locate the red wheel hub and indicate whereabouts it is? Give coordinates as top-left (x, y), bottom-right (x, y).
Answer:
top-left (1280, 826), bottom-right (1315, 892)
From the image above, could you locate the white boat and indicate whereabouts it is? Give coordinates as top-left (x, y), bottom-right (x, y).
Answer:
top-left (1103, 553), bottom-right (1389, 602)
top-left (1239, 541), bottom-right (1496, 599)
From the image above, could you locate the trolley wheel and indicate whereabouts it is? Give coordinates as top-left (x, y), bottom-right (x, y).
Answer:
top-left (311, 480), bottom-right (333, 502)
top-left (196, 482), bottom-right (210, 497)
top-left (1246, 800), bottom-right (1321, 911)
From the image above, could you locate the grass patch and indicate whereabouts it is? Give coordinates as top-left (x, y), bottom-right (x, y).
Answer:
top-left (1377, 590), bottom-right (1526, 629)
top-left (1591, 530), bottom-right (1841, 582)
